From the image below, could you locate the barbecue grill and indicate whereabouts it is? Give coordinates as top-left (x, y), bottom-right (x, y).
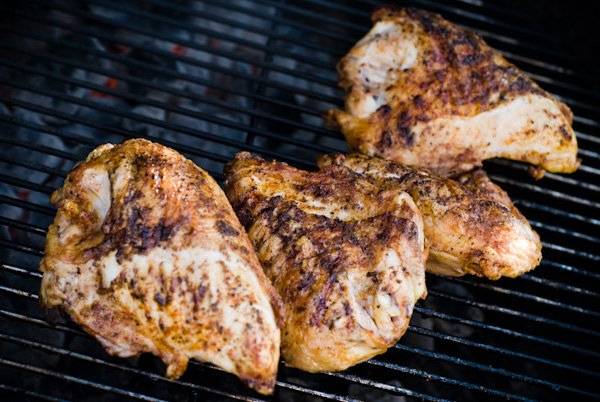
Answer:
top-left (0, 1), bottom-right (598, 400)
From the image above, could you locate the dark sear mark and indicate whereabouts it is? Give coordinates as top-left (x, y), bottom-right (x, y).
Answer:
top-left (215, 219), bottom-right (239, 237)
top-left (154, 292), bottom-right (167, 306)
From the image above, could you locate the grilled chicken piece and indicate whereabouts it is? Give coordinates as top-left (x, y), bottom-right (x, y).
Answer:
top-left (318, 154), bottom-right (541, 279)
top-left (224, 152), bottom-right (426, 372)
top-left (40, 139), bottom-right (282, 394)
top-left (327, 7), bottom-right (578, 176)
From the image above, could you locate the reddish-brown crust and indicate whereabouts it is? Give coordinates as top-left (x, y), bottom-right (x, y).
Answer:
top-left (318, 153), bottom-right (542, 279)
top-left (224, 152), bottom-right (427, 372)
top-left (328, 7), bottom-right (577, 175)
top-left (40, 139), bottom-right (282, 394)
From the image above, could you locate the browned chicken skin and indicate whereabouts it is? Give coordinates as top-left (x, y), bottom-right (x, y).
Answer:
top-left (327, 7), bottom-right (578, 176)
top-left (225, 152), bottom-right (427, 372)
top-left (40, 139), bottom-right (282, 394)
top-left (319, 154), bottom-right (542, 279)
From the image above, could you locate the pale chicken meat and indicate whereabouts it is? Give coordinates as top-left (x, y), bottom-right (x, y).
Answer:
top-left (319, 154), bottom-right (541, 279)
top-left (40, 139), bottom-right (282, 395)
top-left (327, 7), bottom-right (578, 176)
top-left (224, 152), bottom-right (427, 372)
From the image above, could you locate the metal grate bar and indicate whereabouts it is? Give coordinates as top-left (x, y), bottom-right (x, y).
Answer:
top-left (0, 73), bottom-right (339, 158)
top-left (529, 220), bottom-right (600, 244)
top-left (0, 52), bottom-right (341, 146)
top-left (0, 323), bottom-right (513, 401)
top-left (542, 241), bottom-right (600, 262)
top-left (4, 259), bottom-right (594, 382)
top-left (0, 94), bottom-right (311, 172)
top-left (0, 27), bottom-right (327, 119)
top-left (1, 1), bottom-right (598, 400)
top-left (15, 2), bottom-right (600, 118)
top-left (407, 324), bottom-right (599, 377)
top-left (415, 306), bottom-right (600, 357)
top-left (41, 2), bottom-right (340, 89)
top-left (8, 8), bottom-right (600, 132)
top-left (516, 199), bottom-right (600, 228)
top-left (0, 383), bottom-right (68, 402)
top-left (0, 307), bottom-right (357, 401)
top-left (443, 277), bottom-right (600, 316)
top-left (426, 290), bottom-right (599, 336)
top-left (0, 113), bottom-right (228, 179)
top-left (371, 352), bottom-right (594, 399)
top-left (224, 0), bottom-right (599, 86)
top-left (0, 358), bottom-right (167, 402)
top-left (490, 175), bottom-right (600, 210)
top-left (4, 31), bottom-right (598, 163)
top-left (0, 290), bottom-right (436, 401)
top-left (4, 32), bottom-right (598, 181)
top-left (493, 159), bottom-right (600, 187)
top-left (87, 0), bottom-right (335, 72)
top-left (0, 42), bottom-right (339, 140)
top-left (0, 280), bottom-right (574, 401)
top-left (3, 75), bottom-right (599, 227)
top-left (63, 3), bottom-right (600, 120)
top-left (541, 260), bottom-right (600, 280)
top-left (170, 0), bottom-right (357, 47)
top-left (3, 199), bottom-right (595, 341)
top-left (143, 0), bottom-right (339, 57)
top-left (277, 0), bottom-right (564, 75)
top-left (1, 272), bottom-right (595, 399)
top-left (520, 274), bottom-right (600, 298)
top-left (2, 235), bottom-right (597, 377)
top-left (5, 30), bottom-right (600, 180)
top-left (320, 371), bottom-right (449, 402)
top-left (3, 183), bottom-right (596, 308)
top-left (5, 11), bottom-right (341, 107)
top-left (364, 359), bottom-right (532, 401)
top-left (84, 0), bottom-right (600, 105)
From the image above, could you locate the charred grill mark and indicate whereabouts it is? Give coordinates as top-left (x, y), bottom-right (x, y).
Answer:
top-left (193, 284), bottom-right (207, 310)
top-left (395, 111), bottom-right (415, 147)
top-left (378, 129), bottom-right (394, 149)
top-left (296, 182), bottom-right (334, 198)
top-left (297, 271), bottom-right (315, 292)
top-left (412, 95), bottom-right (425, 108)
top-left (377, 104), bottom-right (392, 116)
top-left (396, 124), bottom-right (415, 147)
top-left (154, 292), bottom-right (167, 306)
top-left (362, 7), bottom-right (559, 153)
top-left (215, 219), bottom-right (239, 237)
top-left (343, 301), bottom-right (352, 316)
top-left (559, 126), bottom-right (571, 140)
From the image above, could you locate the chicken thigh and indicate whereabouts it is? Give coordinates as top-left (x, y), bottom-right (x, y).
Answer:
top-left (224, 152), bottom-right (427, 372)
top-left (319, 154), bottom-right (541, 279)
top-left (40, 139), bottom-right (282, 394)
top-left (327, 7), bottom-right (578, 176)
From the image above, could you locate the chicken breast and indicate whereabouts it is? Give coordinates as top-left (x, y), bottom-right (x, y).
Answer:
top-left (327, 7), bottom-right (578, 176)
top-left (318, 154), bottom-right (541, 279)
top-left (224, 152), bottom-right (426, 372)
top-left (40, 139), bottom-right (282, 394)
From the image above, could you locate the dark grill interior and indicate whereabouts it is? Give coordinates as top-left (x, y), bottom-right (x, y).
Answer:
top-left (0, 1), bottom-right (598, 400)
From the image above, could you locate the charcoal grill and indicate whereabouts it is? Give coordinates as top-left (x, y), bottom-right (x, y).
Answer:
top-left (0, 0), bottom-right (599, 400)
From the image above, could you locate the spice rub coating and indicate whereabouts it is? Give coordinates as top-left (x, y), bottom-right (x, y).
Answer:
top-left (319, 154), bottom-right (541, 279)
top-left (40, 139), bottom-right (282, 395)
top-left (225, 152), bottom-right (427, 372)
top-left (328, 7), bottom-right (578, 175)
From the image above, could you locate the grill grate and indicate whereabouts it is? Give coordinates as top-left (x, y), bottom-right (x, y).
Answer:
top-left (0, 0), bottom-right (599, 400)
